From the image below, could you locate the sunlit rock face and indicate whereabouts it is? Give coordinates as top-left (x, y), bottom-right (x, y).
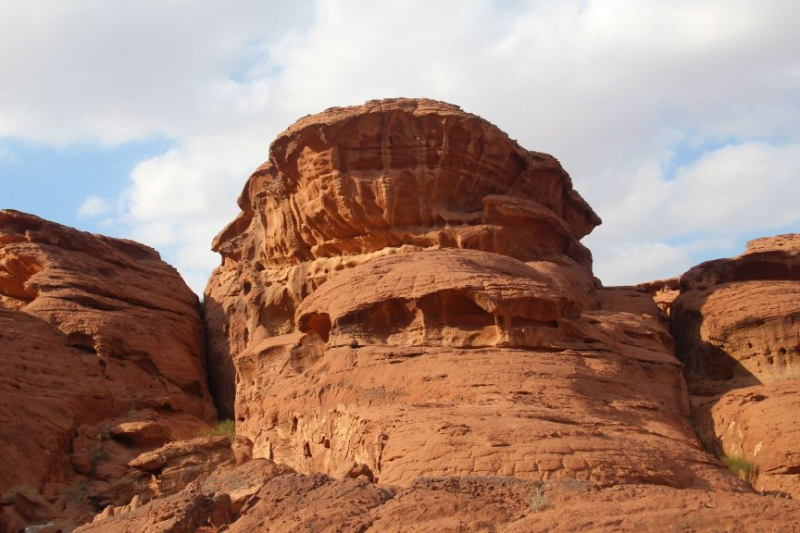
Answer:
top-left (672, 234), bottom-right (800, 388)
top-left (671, 234), bottom-right (800, 498)
top-left (204, 98), bottom-right (741, 490)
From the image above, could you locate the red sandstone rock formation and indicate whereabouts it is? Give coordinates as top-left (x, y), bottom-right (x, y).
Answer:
top-left (0, 210), bottom-right (216, 530)
top-left (204, 99), bottom-right (742, 491)
top-left (693, 381), bottom-right (800, 498)
top-left (205, 98), bottom-right (600, 418)
top-left (6, 99), bottom-right (800, 531)
top-left (672, 234), bottom-right (799, 388)
top-left (670, 234), bottom-right (800, 499)
top-left (80, 457), bottom-right (800, 532)
top-left (636, 277), bottom-right (681, 316)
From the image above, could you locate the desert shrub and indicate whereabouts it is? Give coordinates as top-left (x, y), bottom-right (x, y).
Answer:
top-left (89, 446), bottom-right (109, 462)
top-left (199, 419), bottom-right (235, 442)
top-left (529, 485), bottom-right (549, 512)
top-left (62, 481), bottom-right (89, 504)
top-left (87, 446), bottom-right (110, 477)
top-left (723, 454), bottom-right (757, 483)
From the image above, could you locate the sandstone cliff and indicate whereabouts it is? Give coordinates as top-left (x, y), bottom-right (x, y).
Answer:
top-left (205, 98), bottom-right (600, 418)
top-left (671, 234), bottom-right (800, 499)
top-left (204, 98), bottom-right (741, 490)
top-left (0, 210), bottom-right (217, 530)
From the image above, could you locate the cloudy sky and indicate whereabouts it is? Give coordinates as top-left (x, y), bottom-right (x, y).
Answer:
top-left (2, 0), bottom-right (799, 293)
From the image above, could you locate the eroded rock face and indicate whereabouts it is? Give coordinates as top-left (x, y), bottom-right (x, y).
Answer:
top-left (205, 98), bottom-right (600, 417)
top-left (694, 382), bottom-right (800, 498)
top-left (0, 210), bottom-right (215, 509)
top-left (636, 277), bottom-right (680, 316)
top-left (77, 461), bottom-right (800, 533)
top-left (502, 483), bottom-right (800, 533)
top-left (672, 234), bottom-right (800, 388)
top-left (670, 234), bottom-right (800, 499)
top-left (205, 98), bottom-right (740, 491)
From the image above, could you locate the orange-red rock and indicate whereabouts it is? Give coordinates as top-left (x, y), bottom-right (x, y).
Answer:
top-left (7, 100), bottom-right (800, 532)
top-left (205, 98), bottom-right (600, 417)
top-left (670, 234), bottom-right (800, 500)
top-left (75, 464), bottom-right (800, 533)
top-left (0, 210), bottom-right (216, 522)
top-left (693, 381), bottom-right (800, 498)
top-left (204, 98), bottom-right (742, 492)
top-left (503, 483), bottom-right (800, 532)
top-left (672, 234), bottom-right (799, 388)
top-left (636, 277), bottom-right (680, 316)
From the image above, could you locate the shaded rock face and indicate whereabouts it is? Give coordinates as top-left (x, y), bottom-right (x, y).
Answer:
top-left (0, 210), bottom-right (216, 498)
top-left (636, 277), bottom-right (680, 316)
top-left (670, 234), bottom-right (800, 499)
top-left (205, 98), bottom-right (740, 490)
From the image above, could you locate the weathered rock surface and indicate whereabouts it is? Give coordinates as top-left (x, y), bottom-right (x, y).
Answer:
top-left (503, 483), bottom-right (800, 532)
top-left (694, 381), bottom-right (800, 498)
top-left (669, 234), bottom-right (800, 500)
top-left (0, 210), bottom-right (216, 530)
top-left (636, 277), bottom-right (680, 316)
top-left (204, 98), bottom-right (742, 492)
top-left (231, 254), bottom-right (739, 489)
top-left (7, 100), bottom-right (800, 531)
top-left (672, 234), bottom-right (799, 388)
top-left (77, 458), bottom-right (800, 532)
top-left (205, 98), bottom-right (600, 417)
top-left (76, 458), bottom-right (282, 532)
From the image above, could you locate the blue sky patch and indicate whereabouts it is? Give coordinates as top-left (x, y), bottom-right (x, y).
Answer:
top-left (0, 137), bottom-right (173, 234)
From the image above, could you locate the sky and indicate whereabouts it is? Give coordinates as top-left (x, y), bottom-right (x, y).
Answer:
top-left (1, 0), bottom-right (799, 294)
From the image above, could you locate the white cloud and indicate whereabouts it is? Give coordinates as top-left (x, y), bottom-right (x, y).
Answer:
top-left (77, 195), bottom-right (111, 218)
top-left (1, 0), bottom-right (799, 292)
top-left (593, 242), bottom-right (693, 286)
top-left (0, 0), bottom-right (312, 144)
top-left (667, 142), bottom-right (800, 235)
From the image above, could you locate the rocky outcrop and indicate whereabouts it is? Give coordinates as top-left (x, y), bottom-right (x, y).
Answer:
top-left (636, 277), bottom-right (680, 316)
top-left (77, 458), bottom-right (800, 533)
top-left (0, 210), bottom-right (216, 529)
top-left (230, 252), bottom-right (740, 489)
top-left (672, 234), bottom-right (799, 389)
top-left (693, 381), bottom-right (800, 498)
top-left (204, 98), bottom-right (600, 418)
top-left (502, 482), bottom-right (800, 532)
top-left (7, 100), bottom-right (800, 531)
top-left (204, 99), bottom-right (743, 492)
top-left (670, 234), bottom-right (800, 498)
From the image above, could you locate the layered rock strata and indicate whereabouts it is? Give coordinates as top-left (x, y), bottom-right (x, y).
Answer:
top-left (672, 234), bottom-right (799, 388)
top-left (671, 234), bottom-right (800, 498)
top-left (205, 98), bottom-right (600, 417)
top-left (204, 98), bottom-right (742, 490)
top-left (0, 210), bottom-right (216, 528)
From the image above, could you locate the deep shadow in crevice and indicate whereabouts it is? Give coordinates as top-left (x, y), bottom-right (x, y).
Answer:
top-left (202, 292), bottom-right (236, 419)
